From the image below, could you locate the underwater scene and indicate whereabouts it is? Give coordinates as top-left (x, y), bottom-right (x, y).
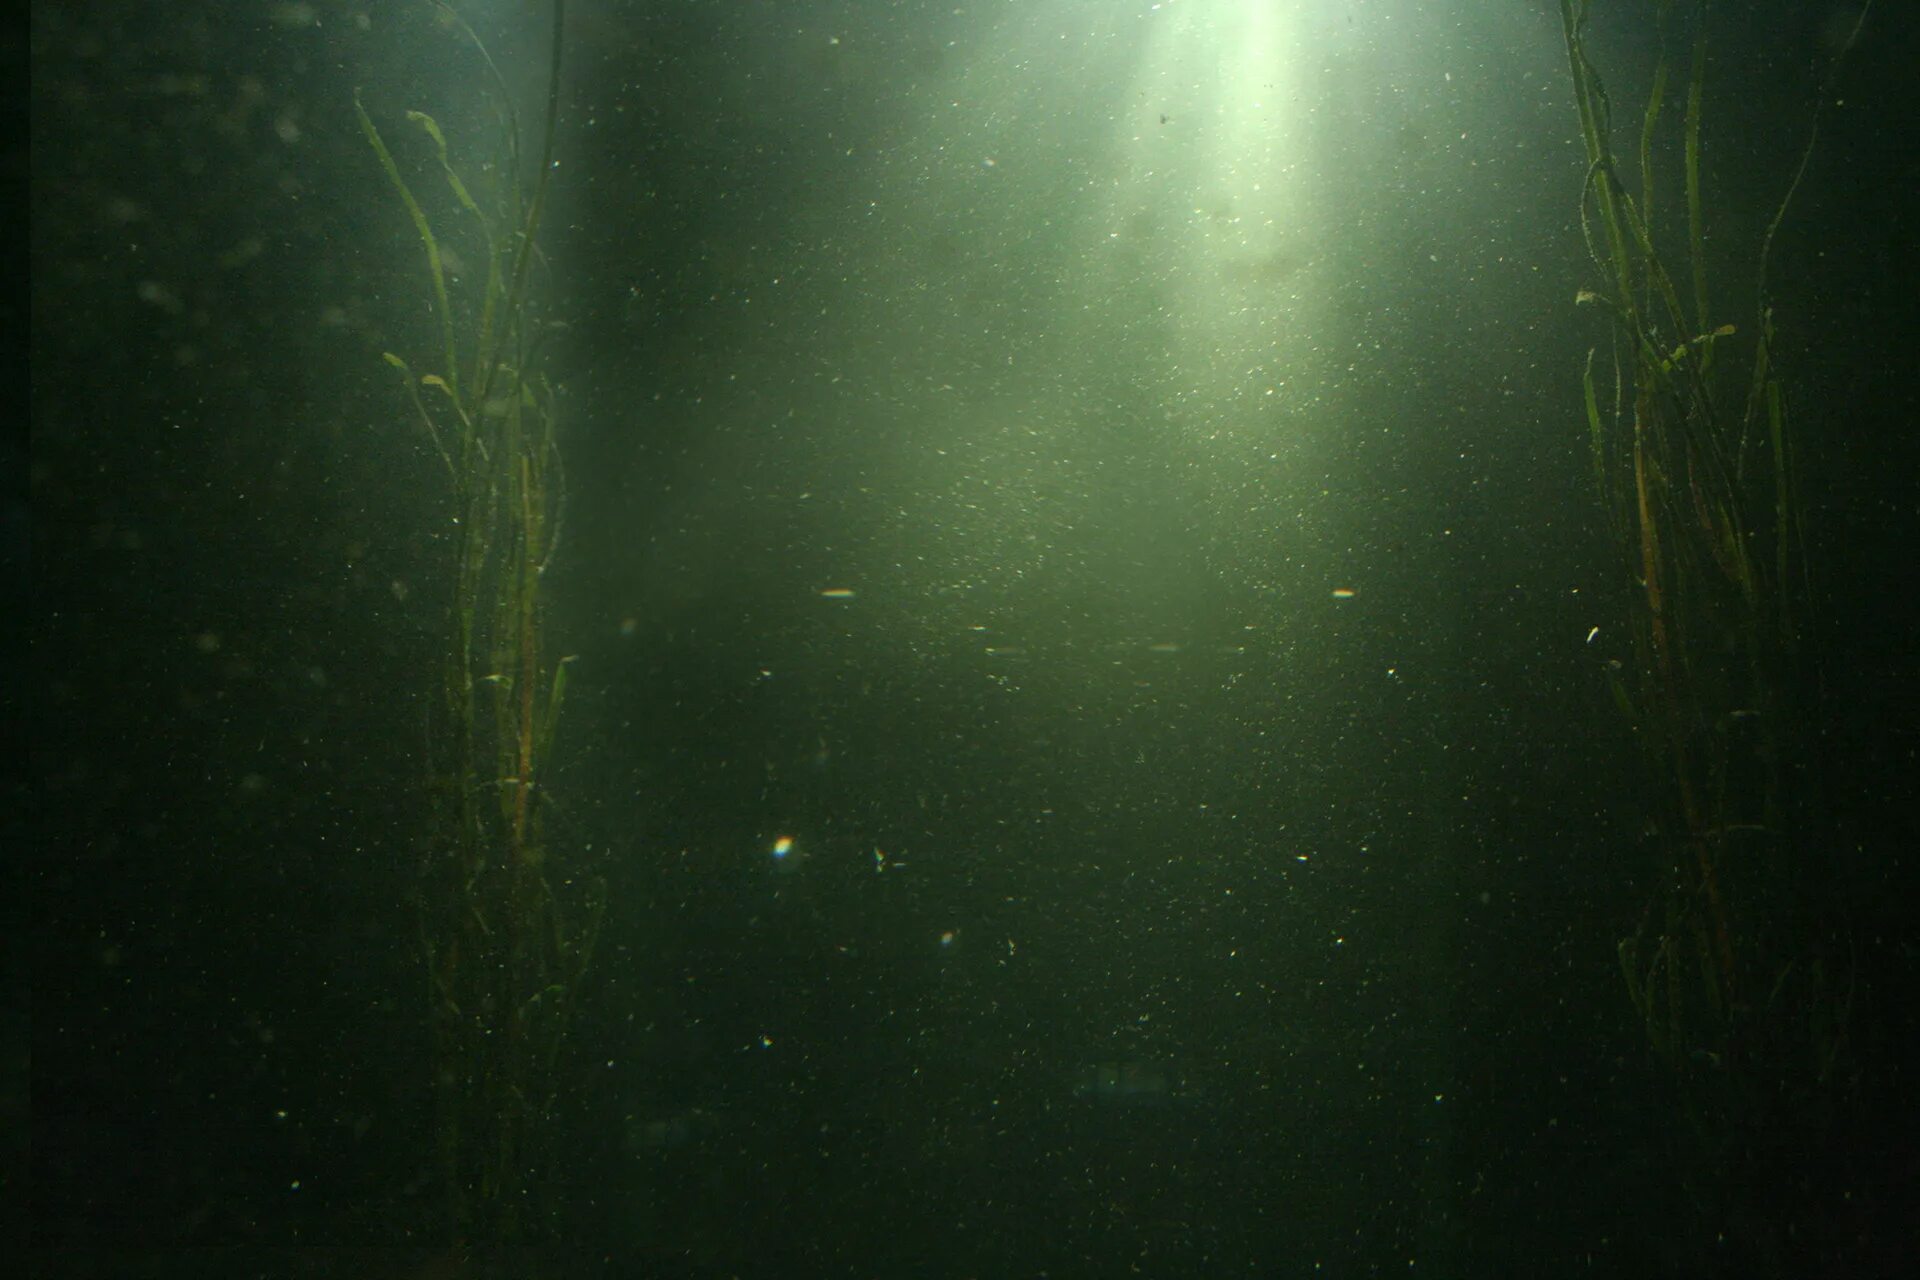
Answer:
top-left (25, 2), bottom-right (1920, 1277)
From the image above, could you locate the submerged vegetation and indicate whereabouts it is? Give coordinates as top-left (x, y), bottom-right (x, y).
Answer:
top-left (356, 0), bottom-right (600, 1243)
top-left (1559, 0), bottom-right (1871, 1263)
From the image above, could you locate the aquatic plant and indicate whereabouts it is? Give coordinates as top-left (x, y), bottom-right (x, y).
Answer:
top-left (1558, 0), bottom-right (1869, 1259)
top-left (357, 0), bottom-right (601, 1243)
